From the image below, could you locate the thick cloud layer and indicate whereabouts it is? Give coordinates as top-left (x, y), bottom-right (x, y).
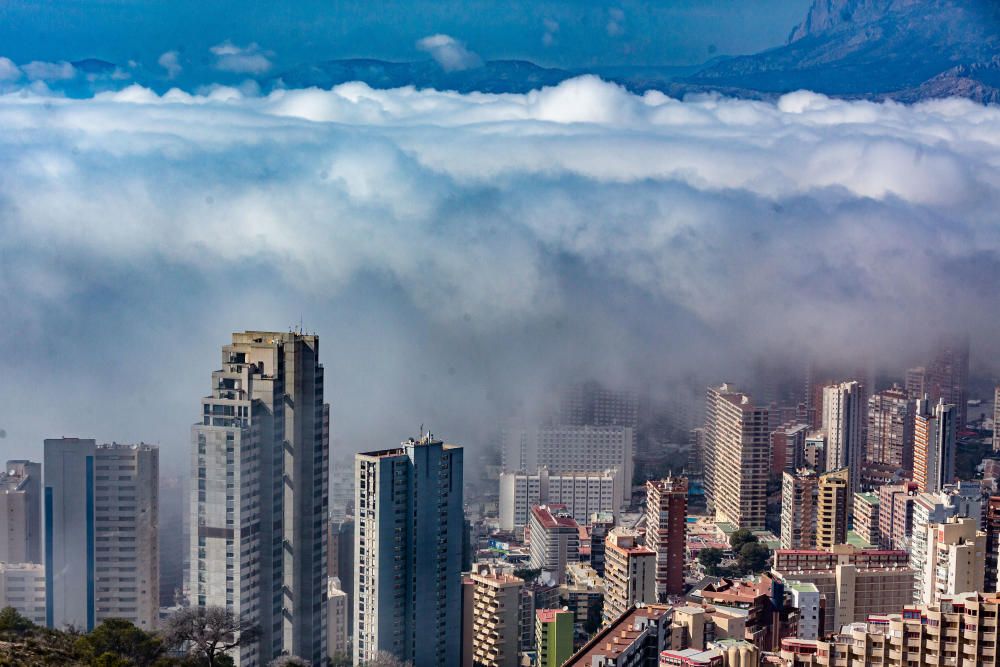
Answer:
top-left (1, 77), bottom-right (998, 465)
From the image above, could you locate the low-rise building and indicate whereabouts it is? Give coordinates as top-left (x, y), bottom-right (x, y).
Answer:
top-left (536, 608), bottom-right (574, 667)
top-left (0, 562), bottom-right (46, 625)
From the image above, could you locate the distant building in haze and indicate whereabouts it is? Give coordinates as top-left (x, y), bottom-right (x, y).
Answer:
top-left (0, 460), bottom-right (41, 564)
top-left (866, 385), bottom-right (915, 472)
top-left (912, 398), bottom-right (956, 493)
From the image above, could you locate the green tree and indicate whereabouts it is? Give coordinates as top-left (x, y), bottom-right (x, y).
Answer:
top-left (328, 652), bottom-right (352, 667)
top-left (729, 528), bottom-right (758, 553)
top-left (0, 607), bottom-right (34, 636)
top-left (76, 618), bottom-right (166, 667)
top-left (697, 547), bottom-right (724, 576)
top-left (738, 542), bottom-right (772, 574)
top-left (513, 568), bottom-right (541, 584)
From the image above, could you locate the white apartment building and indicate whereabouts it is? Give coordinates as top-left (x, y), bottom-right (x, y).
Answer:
top-left (0, 562), bottom-right (46, 625)
top-left (527, 504), bottom-right (580, 586)
top-left (915, 516), bottom-right (985, 605)
top-left (822, 381), bottom-right (865, 496)
top-left (498, 467), bottom-right (621, 531)
top-left (326, 578), bottom-right (348, 659)
top-left (500, 425), bottom-right (633, 508)
top-left (0, 460), bottom-right (41, 564)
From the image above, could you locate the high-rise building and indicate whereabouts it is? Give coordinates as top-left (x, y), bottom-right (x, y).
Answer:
top-left (904, 366), bottom-right (927, 401)
top-left (815, 468), bottom-right (849, 549)
top-left (644, 476), bottom-right (688, 598)
top-left (468, 568), bottom-right (523, 667)
top-left (602, 528), bottom-right (656, 624)
top-left (0, 460), bottom-right (41, 564)
top-left (498, 468), bottom-right (621, 531)
top-left (556, 381), bottom-right (639, 430)
top-left (518, 583), bottom-right (561, 655)
top-left (994, 386), bottom-right (1000, 452)
top-left (44, 439), bottom-right (159, 632)
top-left (852, 493), bottom-right (880, 547)
top-left (0, 562), bottom-right (46, 625)
top-left (500, 426), bottom-right (633, 509)
top-left (93, 443), bottom-right (159, 630)
top-left (589, 512), bottom-right (615, 577)
top-left (354, 435), bottom-right (464, 667)
top-left (913, 516), bottom-right (984, 605)
top-left (913, 398), bottom-right (956, 493)
top-left (527, 505), bottom-right (580, 585)
top-left (987, 496), bottom-right (1000, 593)
top-left (777, 591), bottom-right (1000, 667)
top-left (865, 386), bottom-right (915, 471)
top-left (821, 381), bottom-right (865, 496)
top-left (925, 337), bottom-right (970, 428)
top-left (772, 545), bottom-right (915, 636)
top-left (326, 578), bottom-right (348, 660)
top-left (780, 469), bottom-right (818, 550)
top-left (191, 331), bottom-right (329, 666)
top-left (877, 482), bottom-right (919, 549)
top-left (704, 384), bottom-right (771, 531)
top-left (771, 423), bottom-right (809, 477)
top-left (535, 608), bottom-right (574, 667)
top-left (44, 437), bottom-right (96, 631)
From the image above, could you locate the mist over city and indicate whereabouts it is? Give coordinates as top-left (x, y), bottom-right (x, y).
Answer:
top-left (1, 1), bottom-right (1000, 666)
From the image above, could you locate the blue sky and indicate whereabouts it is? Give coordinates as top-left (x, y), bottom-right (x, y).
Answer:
top-left (0, 0), bottom-right (811, 73)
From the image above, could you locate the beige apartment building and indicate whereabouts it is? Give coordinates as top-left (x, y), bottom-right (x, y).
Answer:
top-left (602, 528), bottom-right (656, 624)
top-left (815, 468), bottom-right (849, 549)
top-left (781, 469), bottom-right (818, 550)
top-left (704, 384), bottom-right (771, 531)
top-left (466, 569), bottom-right (524, 667)
top-left (779, 591), bottom-right (1000, 666)
top-left (915, 516), bottom-right (985, 605)
top-left (773, 544), bottom-right (915, 636)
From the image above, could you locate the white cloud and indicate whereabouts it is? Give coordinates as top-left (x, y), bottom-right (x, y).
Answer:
top-left (22, 60), bottom-right (76, 81)
top-left (0, 56), bottom-right (20, 82)
top-left (158, 50), bottom-right (182, 79)
top-left (1, 76), bottom-right (999, 454)
top-left (416, 34), bottom-right (483, 72)
top-left (210, 40), bottom-right (272, 74)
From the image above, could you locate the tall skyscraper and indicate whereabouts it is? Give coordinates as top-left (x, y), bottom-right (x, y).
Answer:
top-left (556, 381), bottom-right (639, 429)
top-left (986, 496), bottom-right (1000, 592)
top-left (704, 383), bottom-right (771, 531)
top-left (905, 366), bottom-right (927, 401)
top-left (354, 435), bottom-right (464, 667)
top-left (0, 460), bottom-right (42, 564)
top-left (781, 469), bottom-right (818, 550)
top-left (815, 468), bottom-right (849, 549)
top-left (644, 476), bottom-right (688, 598)
top-left (191, 331), bottom-right (329, 666)
top-left (925, 337), bottom-right (970, 428)
top-left (94, 443), bottom-right (159, 630)
top-left (44, 437), bottom-right (96, 631)
top-left (866, 386), bottom-right (915, 471)
top-left (770, 423), bottom-right (808, 477)
top-left (822, 381), bottom-right (865, 496)
top-left (44, 439), bottom-right (159, 631)
top-left (913, 398), bottom-right (956, 494)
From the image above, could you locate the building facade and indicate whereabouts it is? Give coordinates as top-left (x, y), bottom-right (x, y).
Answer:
top-left (815, 468), bottom-right (849, 549)
top-left (468, 569), bottom-right (523, 667)
top-left (190, 331), bottom-right (329, 666)
top-left (645, 477), bottom-right (688, 598)
top-left (914, 516), bottom-right (985, 605)
top-left (780, 469), bottom-right (817, 550)
top-left (865, 385), bottom-right (915, 471)
top-left (821, 381), bottom-right (865, 496)
top-left (603, 528), bottom-right (656, 624)
top-left (527, 504), bottom-right (580, 585)
top-left (354, 435), bottom-right (464, 667)
top-left (913, 398), bottom-right (957, 493)
top-left (704, 384), bottom-right (771, 531)
top-left (0, 460), bottom-right (41, 564)
top-left (535, 608), bottom-right (574, 667)
top-left (0, 562), bottom-right (46, 625)
top-left (499, 468), bottom-right (622, 531)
